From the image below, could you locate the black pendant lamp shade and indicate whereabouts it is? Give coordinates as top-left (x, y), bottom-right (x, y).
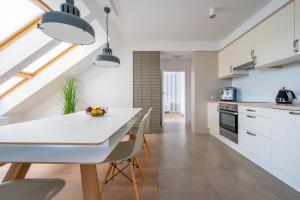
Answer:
top-left (38, 0), bottom-right (95, 45)
top-left (94, 7), bottom-right (120, 67)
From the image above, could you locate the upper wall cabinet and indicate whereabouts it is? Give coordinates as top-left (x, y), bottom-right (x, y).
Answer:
top-left (254, 2), bottom-right (295, 68)
top-left (295, 0), bottom-right (300, 56)
top-left (218, 37), bottom-right (249, 79)
top-left (231, 30), bottom-right (255, 69)
top-left (218, 44), bottom-right (233, 78)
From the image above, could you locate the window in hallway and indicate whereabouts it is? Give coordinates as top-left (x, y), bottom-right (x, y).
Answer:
top-left (163, 71), bottom-right (185, 123)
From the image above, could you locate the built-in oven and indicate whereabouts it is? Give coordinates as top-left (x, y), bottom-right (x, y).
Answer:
top-left (219, 103), bottom-right (238, 144)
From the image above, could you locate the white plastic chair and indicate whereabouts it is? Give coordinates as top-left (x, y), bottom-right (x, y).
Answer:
top-left (129, 108), bottom-right (152, 161)
top-left (100, 111), bottom-right (150, 200)
top-left (0, 179), bottom-right (65, 200)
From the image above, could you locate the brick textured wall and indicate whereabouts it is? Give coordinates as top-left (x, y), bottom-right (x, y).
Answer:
top-left (133, 51), bottom-right (162, 133)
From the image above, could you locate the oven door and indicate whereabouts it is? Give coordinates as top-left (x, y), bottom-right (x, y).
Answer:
top-left (219, 110), bottom-right (238, 133)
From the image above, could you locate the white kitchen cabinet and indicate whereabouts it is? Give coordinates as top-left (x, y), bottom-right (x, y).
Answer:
top-left (271, 109), bottom-right (290, 174)
top-left (218, 44), bottom-right (249, 79)
top-left (271, 109), bottom-right (300, 180)
top-left (239, 105), bottom-right (272, 164)
top-left (218, 45), bottom-right (233, 78)
top-left (239, 106), bottom-right (272, 118)
top-left (287, 110), bottom-right (300, 180)
top-left (254, 2), bottom-right (295, 68)
top-left (239, 128), bottom-right (271, 164)
top-left (231, 30), bottom-right (255, 68)
top-left (295, 0), bottom-right (300, 56)
top-left (207, 103), bottom-right (219, 135)
top-left (239, 113), bottom-right (271, 138)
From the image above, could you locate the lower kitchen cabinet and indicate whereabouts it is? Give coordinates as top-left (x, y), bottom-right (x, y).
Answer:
top-left (208, 103), bottom-right (300, 191)
top-left (207, 102), bottom-right (219, 135)
top-left (271, 109), bottom-right (300, 180)
top-left (207, 103), bottom-right (300, 191)
top-left (239, 128), bottom-right (271, 164)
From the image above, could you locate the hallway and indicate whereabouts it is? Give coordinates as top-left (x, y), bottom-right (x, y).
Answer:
top-left (1, 121), bottom-right (299, 200)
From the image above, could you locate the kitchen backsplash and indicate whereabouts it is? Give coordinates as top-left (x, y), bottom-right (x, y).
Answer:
top-left (232, 61), bottom-right (300, 103)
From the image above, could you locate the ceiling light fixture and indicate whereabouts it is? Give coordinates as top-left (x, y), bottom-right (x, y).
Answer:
top-left (94, 7), bottom-right (120, 68)
top-left (38, 0), bottom-right (95, 45)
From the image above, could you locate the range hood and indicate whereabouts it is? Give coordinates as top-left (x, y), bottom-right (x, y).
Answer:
top-left (233, 60), bottom-right (255, 70)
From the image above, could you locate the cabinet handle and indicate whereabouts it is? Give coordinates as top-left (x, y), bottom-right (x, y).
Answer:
top-left (294, 40), bottom-right (299, 53)
top-left (246, 131), bottom-right (256, 136)
top-left (246, 115), bottom-right (256, 119)
top-left (251, 50), bottom-right (256, 59)
top-left (289, 111), bottom-right (300, 115)
top-left (246, 109), bottom-right (256, 112)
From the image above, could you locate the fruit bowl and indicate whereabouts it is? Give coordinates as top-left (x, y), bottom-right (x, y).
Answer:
top-left (85, 106), bottom-right (107, 117)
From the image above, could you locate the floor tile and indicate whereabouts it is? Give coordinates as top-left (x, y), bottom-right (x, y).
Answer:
top-left (159, 169), bottom-right (221, 200)
top-left (203, 170), bottom-right (281, 200)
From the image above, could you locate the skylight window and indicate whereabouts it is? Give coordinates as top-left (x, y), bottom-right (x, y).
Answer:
top-left (21, 43), bottom-right (73, 74)
top-left (0, 76), bottom-right (25, 97)
top-left (0, 0), bottom-right (43, 43)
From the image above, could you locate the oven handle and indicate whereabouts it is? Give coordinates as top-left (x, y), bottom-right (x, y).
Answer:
top-left (219, 110), bottom-right (238, 115)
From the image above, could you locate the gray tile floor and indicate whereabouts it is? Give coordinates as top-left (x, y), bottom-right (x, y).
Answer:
top-left (154, 121), bottom-right (300, 200)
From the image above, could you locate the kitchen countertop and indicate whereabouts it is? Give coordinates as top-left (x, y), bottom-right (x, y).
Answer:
top-left (207, 100), bottom-right (300, 111)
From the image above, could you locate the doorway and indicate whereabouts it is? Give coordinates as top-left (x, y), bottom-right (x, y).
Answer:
top-left (163, 71), bottom-right (185, 123)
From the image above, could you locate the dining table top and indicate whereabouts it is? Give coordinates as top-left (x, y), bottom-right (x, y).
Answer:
top-left (0, 108), bottom-right (142, 145)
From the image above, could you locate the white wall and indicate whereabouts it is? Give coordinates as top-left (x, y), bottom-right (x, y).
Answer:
top-left (161, 59), bottom-right (192, 125)
top-left (78, 45), bottom-right (133, 108)
top-left (232, 62), bottom-right (300, 102)
top-left (21, 44), bottom-right (133, 121)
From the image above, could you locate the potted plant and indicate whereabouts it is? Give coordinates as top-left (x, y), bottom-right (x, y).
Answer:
top-left (62, 78), bottom-right (78, 115)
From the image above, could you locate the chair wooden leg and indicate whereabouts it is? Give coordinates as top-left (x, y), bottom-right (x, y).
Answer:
top-left (143, 143), bottom-right (150, 162)
top-left (130, 161), bottom-right (140, 200)
top-left (143, 135), bottom-right (151, 154)
top-left (80, 164), bottom-right (101, 200)
top-left (110, 162), bottom-right (116, 180)
top-left (99, 163), bottom-right (113, 195)
top-left (3, 163), bottom-right (31, 183)
top-left (134, 157), bottom-right (145, 181)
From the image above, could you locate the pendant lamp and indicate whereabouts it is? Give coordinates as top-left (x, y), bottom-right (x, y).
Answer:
top-left (38, 0), bottom-right (95, 45)
top-left (94, 7), bottom-right (120, 67)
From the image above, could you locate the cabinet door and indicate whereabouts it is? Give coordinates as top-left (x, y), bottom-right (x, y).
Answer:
top-left (232, 30), bottom-right (255, 68)
top-left (239, 128), bottom-right (271, 163)
top-left (295, 0), bottom-right (300, 55)
top-left (207, 103), bottom-right (219, 135)
top-left (254, 2), bottom-right (295, 68)
top-left (272, 109), bottom-right (300, 181)
top-left (288, 110), bottom-right (300, 180)
top-left (271, 109), bottom-right (291, 174)
top-left (218, 45), bottom-right (233, 78)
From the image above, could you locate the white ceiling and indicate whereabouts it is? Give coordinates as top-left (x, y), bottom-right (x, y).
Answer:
top-left (111, 0), bottom-right (271, 42)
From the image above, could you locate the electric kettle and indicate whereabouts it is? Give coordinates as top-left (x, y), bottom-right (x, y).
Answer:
top-left (275, 87), bottom-right (296, 104)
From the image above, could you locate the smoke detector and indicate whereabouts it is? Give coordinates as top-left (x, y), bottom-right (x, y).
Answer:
top-left (209, 7), bottom-right (216, 19)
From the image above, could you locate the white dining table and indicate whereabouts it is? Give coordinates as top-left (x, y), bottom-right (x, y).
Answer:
top-left (0, 108), bottom-right (142, 200)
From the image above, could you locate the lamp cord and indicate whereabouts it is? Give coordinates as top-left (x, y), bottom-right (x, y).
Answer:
top-left (106, 11), bottom-right (109, 46)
